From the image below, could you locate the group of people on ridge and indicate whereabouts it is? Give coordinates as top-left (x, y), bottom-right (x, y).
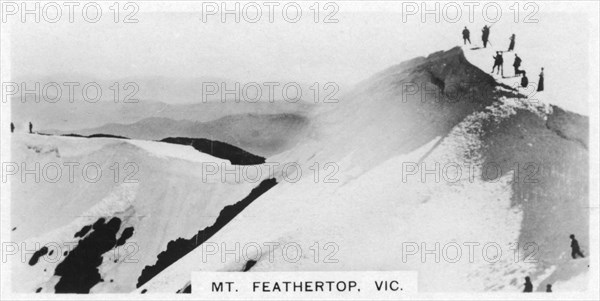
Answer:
top-left (462, 25), bottom-right (544, 92)
top-left (462, 25), bottom-right (492, 48)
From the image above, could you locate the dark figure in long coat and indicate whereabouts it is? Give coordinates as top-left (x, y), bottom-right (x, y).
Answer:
top-left (537, 67), bottom-right (544, 91)
top-left (570, 234), bottom-right (585, 259)
top-left (462, 27), bottom-right (471, 45)
top-left (482, 25), bottom-right (490, 48)
top-left (508, 34), bottom-right (516, 51)
top-left (523, 277), bottom-right (533, 293)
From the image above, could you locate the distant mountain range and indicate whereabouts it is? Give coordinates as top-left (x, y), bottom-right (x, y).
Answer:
top-left (52, 113), bottom-right (310, 157)
top-left (9, 75), bottom-right (320, 133)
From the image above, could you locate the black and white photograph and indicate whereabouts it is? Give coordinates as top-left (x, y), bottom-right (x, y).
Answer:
top-left (0, 1), bottom-right (598, 299)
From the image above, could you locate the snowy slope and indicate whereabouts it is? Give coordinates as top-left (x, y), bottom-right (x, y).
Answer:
top-left (138, 47), bottom-right (589, 293)
top-left (8, 134), bottom-right (275, 293)
top-left (8, 46), bottom-right (589, 294)
top-left (462, 42), bottom-right (591, 291)
top-left (139, 131), bottom-right (532, 292)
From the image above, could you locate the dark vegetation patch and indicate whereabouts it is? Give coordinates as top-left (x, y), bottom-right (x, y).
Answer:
top-left (242, 260), bottom-right (257, 272)
top-left (116, 227), bottom-right (135, 246)
top-left (160, 137), bottom-right (266, 165)
top-left (176, 282), bottom-right (192, 294)
top-left (35, 287), bottom-right (42, 293)
top-left (28, 246), bottom-right (48, 266)
top-left (53, 217), bottom-right (135, 293)
top-left (136, 178), bottom-right (277, 288)
top-left (39, 131), bottom-right (266, 165)
top-left (87, 134), bottom-right (129, 139)
top-left (74, 225), bottom-right (92, 238)
top-left (61, 133), bottom-right (129, 139)
top-left (93, 218), bottom-right (106, 228)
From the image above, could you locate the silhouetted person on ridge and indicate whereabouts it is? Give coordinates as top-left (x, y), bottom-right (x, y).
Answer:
top-left (570, 234), bottom-right (585, 259)
top-left (523, 276), bottom-right (533, 293)
top-left (11, 122), bottom-right (15, 133)
top-left (492, 51), bottom-right (503, 76)
top-left (482, 25), bottom-right (490, 48)
top-left (508, 34), bottom-right (516, 51)
top-left (492, 51), bottom-right (499, 73)
top-left (546, 284), bottom-right (552, 292)
top-left (513, 54), bottom-right (523, 76)
top-left (497, 51), bottom-right (504, 76)
top-left (462, 26), bottom-right (471, 45)
top-left (521, 71), bottom-right (529, 88)
top-left (28, 122), bottom-right (33, 134)
top-left (537, 67), bottom-right (544, 91)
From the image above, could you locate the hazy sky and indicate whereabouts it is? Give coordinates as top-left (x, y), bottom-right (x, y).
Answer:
top-left (3, 1), bottom-right (597, 114)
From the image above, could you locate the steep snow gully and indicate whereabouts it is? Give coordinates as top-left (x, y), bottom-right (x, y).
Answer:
top-left (136, 178), bottom-right (277, 288)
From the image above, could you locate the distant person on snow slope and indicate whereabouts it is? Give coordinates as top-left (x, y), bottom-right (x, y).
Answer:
top-left (462, 26), bottom-right (471, 45)
top-left (28, 122), bottom-right (33, 134)
top-left (523, 276), bottom-right (533, 292)
top-left (570, 234), bottom-right (585, 259)
top-left (508, 34), bottom-right (516, 51)
top-left (482, 25), bottom-right (490, 48)
top-left (521, 71), bottom-right (529, 88)
top-left (513, 54), bottom-right (524, 76)
top-left (537, 67), bottom-right (544, 92)
top-left (492, 51), bottom-right (503, 76)
top-left (11, 122), bottom-right (15, 133)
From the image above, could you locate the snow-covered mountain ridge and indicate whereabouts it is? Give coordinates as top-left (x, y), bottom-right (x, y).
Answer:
top-left (8, 47), bottom-right (589, 293)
